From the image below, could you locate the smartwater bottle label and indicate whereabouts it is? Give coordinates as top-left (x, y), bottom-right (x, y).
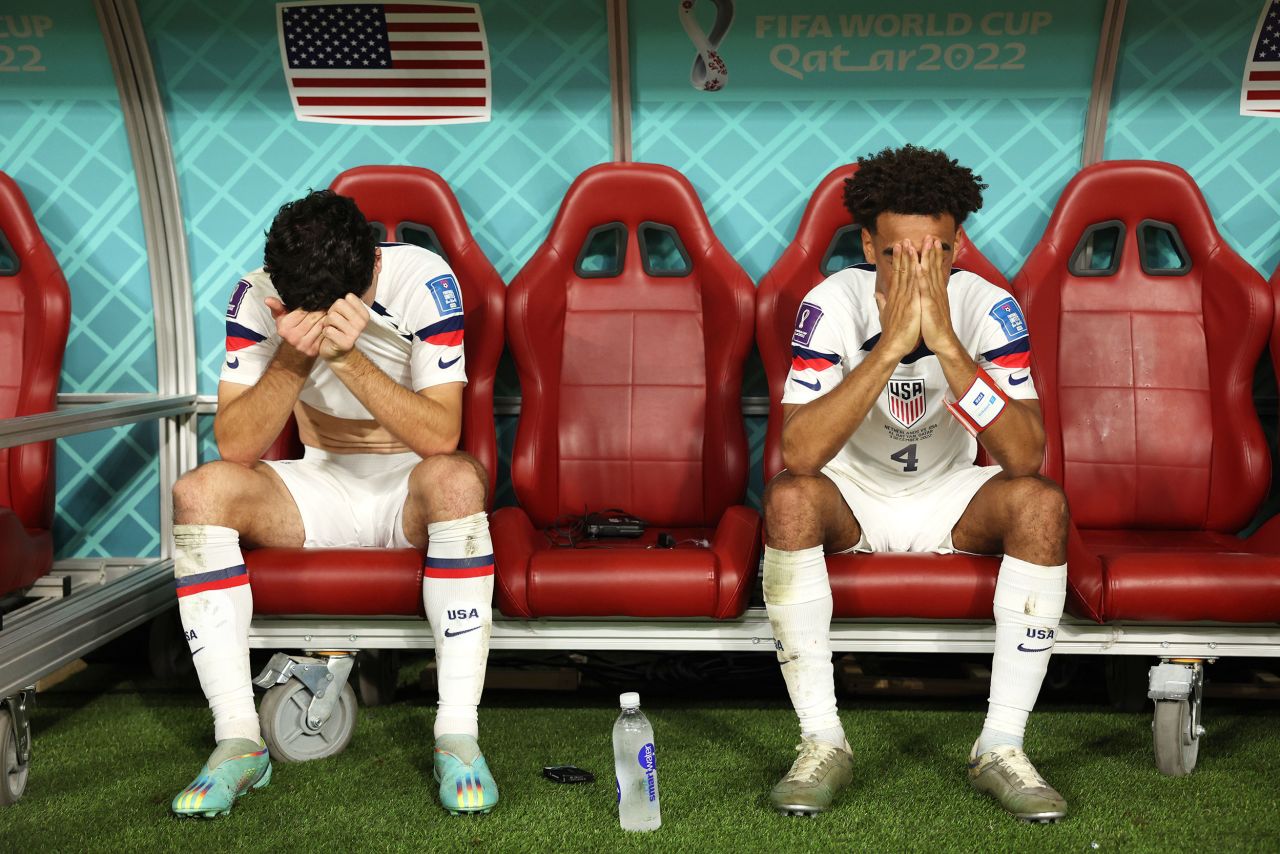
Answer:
top-left (637, 743), bottom-right (657, 803)
top-left (616, 779), bottom-right (621, 803)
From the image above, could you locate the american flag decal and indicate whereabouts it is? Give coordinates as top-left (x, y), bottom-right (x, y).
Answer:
top-left (887, 379), bottom-right (926, 429)
top-left (1241, 1), bottom-right (1280, 117)
top-left (277, 1), bottom-right (490, 125)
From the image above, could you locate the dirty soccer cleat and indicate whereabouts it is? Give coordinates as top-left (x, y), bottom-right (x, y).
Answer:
top-left (967, 744), bottom-right (1068, 823)
top-left (769, 737), bottom-right (854, 816)
top-left (434, 734), bottom-right (499, 815)
top-left (170, 738), bottom-right (271, 818)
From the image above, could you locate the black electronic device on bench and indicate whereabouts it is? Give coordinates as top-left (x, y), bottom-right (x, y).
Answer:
top-left (583, 510), bottom-right (646, 539)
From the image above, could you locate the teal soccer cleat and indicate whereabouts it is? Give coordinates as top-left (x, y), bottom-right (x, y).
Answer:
top-left (171, 738), bottom-right (272, 818)
top-left (433, 734), bottom-right (499, 815)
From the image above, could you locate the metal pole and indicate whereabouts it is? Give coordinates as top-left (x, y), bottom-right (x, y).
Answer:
top-left (607, 0), bottom-right (633, 162)
top-left (1081, 0), bottom-right (1129, 166)
top-left (94, 0), bottom-right (199, 557)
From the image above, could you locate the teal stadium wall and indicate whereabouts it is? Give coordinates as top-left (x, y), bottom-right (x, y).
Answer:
top-left (3, 0), bottom-right (1278, 557)
top-left (0, 0), bottom-right (162, 558)
top-left (1107, 0), bottom-right (1280, 277)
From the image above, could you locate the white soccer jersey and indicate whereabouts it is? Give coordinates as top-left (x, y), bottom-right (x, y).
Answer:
top-left (781, 263), bottom-right (1036, 497)
top-left (220, 242), bottom-right (467, 419)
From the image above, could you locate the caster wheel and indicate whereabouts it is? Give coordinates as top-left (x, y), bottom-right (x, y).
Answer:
top-left (0, 708), bottom-right (30, 805)
top-left (260, 679), bottom-right (357, 763)
top-left (1153, 698), bottom-right (1199, 776)
top-left (357, 650), bottom-right (399, 707)
top-left (148, 608), bottom-right (194, 681)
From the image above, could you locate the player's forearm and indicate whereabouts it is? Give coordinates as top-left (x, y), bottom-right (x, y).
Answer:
top-left (782, 348), bottom-right (899, 476)
top-left (934, 342), bottom-right (1044, 476)
top-left (327, 349), bottom-right (460, 457)
top-left (976, 402), bottom-right (1045, 477)
top-left (215, 348), bottom-right (312, 465)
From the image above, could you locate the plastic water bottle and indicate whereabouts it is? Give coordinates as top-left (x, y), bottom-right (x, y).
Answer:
top-left (613, 692), bottom-right (661, 831)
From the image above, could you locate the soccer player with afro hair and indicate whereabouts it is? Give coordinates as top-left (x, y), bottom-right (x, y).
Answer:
top-left (764, 145), bottom-right (1071, 823)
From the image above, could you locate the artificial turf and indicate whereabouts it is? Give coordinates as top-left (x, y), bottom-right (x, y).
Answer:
top-left (3, 660), bottom-right (1278, 853)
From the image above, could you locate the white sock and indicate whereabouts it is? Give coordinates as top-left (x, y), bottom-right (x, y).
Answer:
top-left (174, 524), bottom-right (259, 743)
top-left (424, 511), bottom-right (493, 740)
top-left (763, 545), bottom-right (843, 741)
top-left (977, 555), bottom-right (1067, 755)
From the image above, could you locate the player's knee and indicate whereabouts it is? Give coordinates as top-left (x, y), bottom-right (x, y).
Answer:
top-left (172, 461), bottom-right (248, 526)
top-left (1007, 475), bottom-right (1069, 543)
top-left (410, 452), bottom-right (487, 516)
top-left (764, 472), bottom-right (827, 536)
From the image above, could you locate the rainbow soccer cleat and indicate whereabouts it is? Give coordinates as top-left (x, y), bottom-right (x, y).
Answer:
top-left (170, 738), bottom-right (272, 818)
top-left (433, 734), bottom-right (499, 815)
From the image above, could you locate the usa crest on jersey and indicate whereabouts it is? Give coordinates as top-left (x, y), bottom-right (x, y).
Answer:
top-left (887, 379), bottom-right (926, 428)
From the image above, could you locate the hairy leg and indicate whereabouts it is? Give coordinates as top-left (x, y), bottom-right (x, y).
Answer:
top-left (172, 460), bottom-right (305, 548)
top-left (763, 470), bottom-right (863, 553)
top-left (949, 473), bottom-right (1069, 564)
top-left (400, 452), bottom-right (488, 548)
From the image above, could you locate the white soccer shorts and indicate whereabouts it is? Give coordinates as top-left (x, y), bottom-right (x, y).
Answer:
top-left (824, 464), bottom-right (1002, 554)
top-left (262, 448), bottom-right (419, 548)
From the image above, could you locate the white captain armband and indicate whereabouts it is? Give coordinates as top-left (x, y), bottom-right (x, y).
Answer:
top-left (944, 366), bottom-right (1009, 436)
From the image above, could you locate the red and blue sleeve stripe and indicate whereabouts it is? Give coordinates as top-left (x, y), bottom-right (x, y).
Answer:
top-left (424, 554), bottom-right (494, 579)
top-left (981, 338), bottom-right (1031, 370)
top-left (226, 320), bottom-right (268, 352)
top-left (175, 564), bottom-right (249, 598)
top-left (415, 315), bottom-right (465, 347)
top-left (791, 345), bottom-right (841, 373)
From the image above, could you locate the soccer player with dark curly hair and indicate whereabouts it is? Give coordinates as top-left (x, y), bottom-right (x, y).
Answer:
top-left (167, 190), bottom-right (499, 818)
top-left (764, 145), bottom-right (1070, 822)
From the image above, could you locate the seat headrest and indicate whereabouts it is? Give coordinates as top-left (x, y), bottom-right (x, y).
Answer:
top-left (330, 165), bottom-right (475, 256)
top-left (1041, 160), bottom-right (1223, 264)
top-left (793, 165), bottom-right (856, 253)
top-left (544, 162), bottom-right (718, 258)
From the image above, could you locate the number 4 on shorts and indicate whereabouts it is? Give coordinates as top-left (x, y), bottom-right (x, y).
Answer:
top-left (890, 443), bottom-right (919, 472)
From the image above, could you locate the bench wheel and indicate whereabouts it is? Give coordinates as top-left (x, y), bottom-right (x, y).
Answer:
top-left (1153, 698), bottom-right (1200, 776)
top-left (260, 679), bottom-right (357, 763)
top-left (0, 708), bottom-right (29, 806)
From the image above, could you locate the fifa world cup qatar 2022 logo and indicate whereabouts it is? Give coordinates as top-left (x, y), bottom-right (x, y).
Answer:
top-left (680, 0), bottom-right (734, 91)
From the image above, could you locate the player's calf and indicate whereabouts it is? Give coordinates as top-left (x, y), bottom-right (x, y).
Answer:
top-left (170, 461), bottom-right (305, 816)
top-left (961, 477), bottom-right (1070, 819)
top-left (762, 472), bottom-right (858, 768)
top-left (404, 452), bottom-right (500, 808)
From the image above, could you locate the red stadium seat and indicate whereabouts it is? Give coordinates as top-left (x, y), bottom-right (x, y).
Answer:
top-left (491, 163), bottom-right (761, 619)
top-left (246, 166), bottom-right (506, 616)
top-left (1015, 160), bottom-right (1280, 623)
top-left (756, 164), bottom-right (1048, 621)
top-left (0, 172), bottom-right (70, 598)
